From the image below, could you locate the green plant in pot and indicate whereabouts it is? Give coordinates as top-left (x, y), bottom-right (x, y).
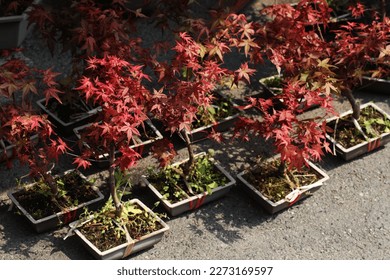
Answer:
top-left (70, 55), bottom-right (169, 260)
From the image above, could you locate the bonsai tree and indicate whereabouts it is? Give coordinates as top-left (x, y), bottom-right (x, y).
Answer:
top-left (0, 51), bottom-right (68, 196)
top-left (149, 32), bottom-right (236, 176)
top-left (330, 9), bottom-right (390, 121)
top-left (227, 1), bottom-right (335, 172)
top-left (232, 0), bottom-right (389, 169)
top-left (74, 54), bottom-right (152, 217)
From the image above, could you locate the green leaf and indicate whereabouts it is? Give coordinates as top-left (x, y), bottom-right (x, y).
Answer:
top-left (207, 106), bottom-right (216, 115)
top-left (127, 205), bottom-right (143, 215)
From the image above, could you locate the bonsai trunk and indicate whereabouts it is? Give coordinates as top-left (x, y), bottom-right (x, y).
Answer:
top-left (342, 89), bottom-right (369, 140)
top-left (342, 89), bottom-right (360, 120)
top-left (181, 130), bottom-right (195, 177)
top-left (42, 172), bottom-right (58, 197)
top-left (108, 142), bottom-right (123, 218)
top-left (179, 130), bottom-right (196, 195)
top-left (277, 160), bottom-right (286, 177)
top-left (31, 148), bottom-right (58, 197)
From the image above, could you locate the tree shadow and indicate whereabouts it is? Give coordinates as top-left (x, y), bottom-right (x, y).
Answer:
top-left (187, 187), bottom-right (270, 244)
top-left (0, 199), bottom-right (92, 259)
top-left (317, 145), bottom-right (386, 172)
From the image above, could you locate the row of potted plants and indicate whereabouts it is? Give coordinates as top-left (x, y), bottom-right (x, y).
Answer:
top-left (1, 0), bottom-right (389, 259)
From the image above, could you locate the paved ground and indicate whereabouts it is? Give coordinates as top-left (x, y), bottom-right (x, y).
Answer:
top-left (0, 0), bottom-right (389, 260)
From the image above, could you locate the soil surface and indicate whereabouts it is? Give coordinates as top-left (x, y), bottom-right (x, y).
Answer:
top-left (0, 0), bottom-right (389, 260)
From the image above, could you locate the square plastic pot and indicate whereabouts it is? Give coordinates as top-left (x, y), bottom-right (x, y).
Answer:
top-left (70, 199), bottom-right (169, 260)
top-left (0, 0), bottom-right (42, 49)
top-left (8, 169), bottom-right (104, 233)
top-left (237, 156), bottom-right (329, 214)
top-left (36, 97), bottom-right (101, 135)
top-left (361, 76), bottom-right (389, 95)
top-left (142, 152), bottom-right (236, 216)
top-left (325, 102), bottom-right (390, 161)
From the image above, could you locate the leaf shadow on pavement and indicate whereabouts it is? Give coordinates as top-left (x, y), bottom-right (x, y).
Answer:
top-left (0, 199), bottom-right (90, 260)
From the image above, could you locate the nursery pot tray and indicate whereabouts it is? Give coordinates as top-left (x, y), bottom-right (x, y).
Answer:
top-left (36, 97), bottom-right (101, 135)
top-left (73, 119), bottom-right (163, 167)
top-left (8, 170), bottom-right (104, 233)
top-left (237, 157), bottom-right (329, 214)
top-left (70, 199), bottom-right (169, 260)
top-left (142, 152), bottom-right (236, 216)
top-left (0, 0), bottom-right (42, 49)
top-left (325, 102), bottom-right (390, 161)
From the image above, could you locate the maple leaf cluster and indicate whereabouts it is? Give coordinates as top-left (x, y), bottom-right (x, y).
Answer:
top-left (28, 0), bottom-right (150, 76)
top-left (0, 54), bottom-right (67, 183)
top-left (150, 32), bottom-right (232, 135)
top-left (74, 55), bottom-right (151, 171)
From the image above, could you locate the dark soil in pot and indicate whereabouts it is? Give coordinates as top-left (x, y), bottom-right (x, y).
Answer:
top-left (242, 159), bottom-right (321, 203)
top-left (45, 97), bottom-right (95, 124)
top-left (147, 155), bottom-right (228, 203)
top-left (327, 105), bottom-right (390, 149)
top-left (13, 171), bottom-right (100, 220)
top-left (79, 203), bottom-right (163, 252)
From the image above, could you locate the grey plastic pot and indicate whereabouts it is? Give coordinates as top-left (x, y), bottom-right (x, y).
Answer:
top-left (325, 102), bottom-right (390, 161)
top-left (8, 169), bottom-right (104, 233)
top-left (361, 76), bottom-right (389, 95)
top-left (142, 152), bottom-right (236, 216)
top-left (69, 199), bottom-right (169, 260)
top-left (0, 0), bottom-right (42, 49)
top-left (36, 97), bottom-right (101, 135)
top-left (237, 156), bottom-right (329, 214)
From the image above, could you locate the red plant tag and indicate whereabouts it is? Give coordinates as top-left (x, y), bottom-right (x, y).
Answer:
top-left (367, 138), bottom-right (381, 152)
top-left (189, 193), bottom-right (207, 210)
top-left (62, 210), bottom-right (77, 225)
top-left (288, 193), bottom-right (302, 207)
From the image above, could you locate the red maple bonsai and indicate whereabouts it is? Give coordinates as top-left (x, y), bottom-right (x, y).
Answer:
top-left (233, 0), bottom-right (389, 169)
top-left (0, 51), bottom-right (68, 196)
top-left (149, 32), bottom-right (238, 173)
top-left (330, 9), bottom-right (390, 119)
top-left (74, 54), bottom-right (152, 217)
top-left (227, 0), bottom-right (334, 173)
